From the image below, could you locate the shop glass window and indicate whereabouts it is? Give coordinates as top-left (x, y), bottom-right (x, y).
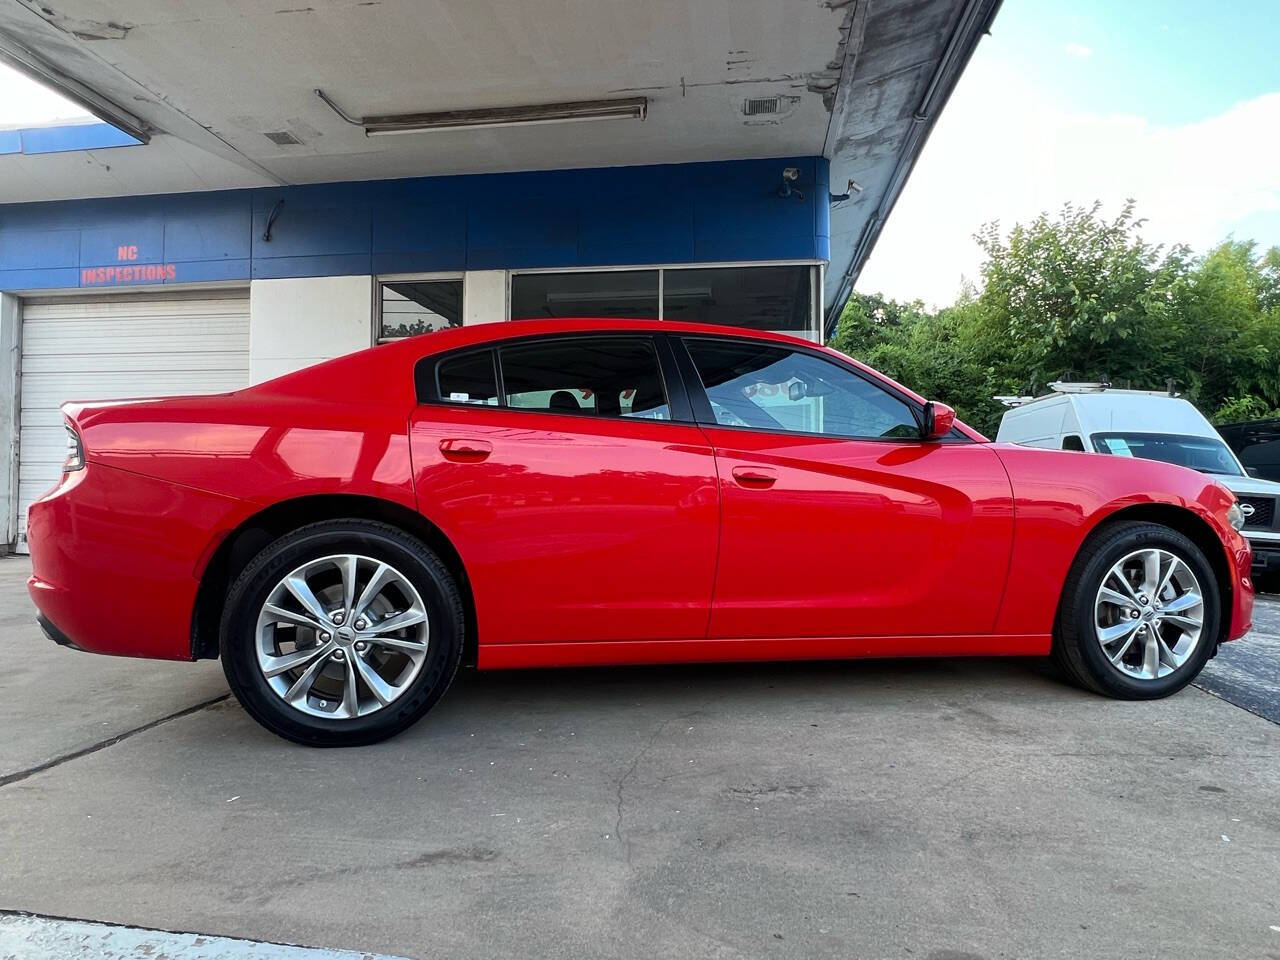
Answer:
top-left (684, 339), bottom-right (919, 439)
top-left (499, 337), bottom-right (670, 420)
top-left (511, 271), bottom-right (658, 320)
top-left (663, 266), bottom-right (812, 334)
top-left (380, 280), bottom-right (463, 342)
top-left (434, 350), bottom-right (498, 405)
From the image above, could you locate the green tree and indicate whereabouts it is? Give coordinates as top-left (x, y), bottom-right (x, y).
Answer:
top-left (1212, 395), bottom-right (1280, 425)
top-left (1164, 240), bottom-right (1273, 413)
top-left (831, 291), bottom-right (1015, 436)
top-left (831, 202), bottom-right (1280, 438)
top-left (974, 200), bottom-right (1183, 392)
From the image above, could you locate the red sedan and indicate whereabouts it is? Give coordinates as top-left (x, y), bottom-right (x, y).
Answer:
top-left (27, 319), bottom-right (1254, 745)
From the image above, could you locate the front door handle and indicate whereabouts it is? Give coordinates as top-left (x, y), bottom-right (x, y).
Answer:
top-left (731, 466), bottom-right (777, 489)
top-left (439, 438), bottom-right (493, 462)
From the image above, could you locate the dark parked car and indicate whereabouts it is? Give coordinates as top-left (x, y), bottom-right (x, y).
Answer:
top-left (1218, 418), bottom-right (1280, 484)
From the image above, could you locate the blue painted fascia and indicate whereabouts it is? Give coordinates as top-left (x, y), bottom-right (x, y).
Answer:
top-left (0, 156), bottom-right (831, 291)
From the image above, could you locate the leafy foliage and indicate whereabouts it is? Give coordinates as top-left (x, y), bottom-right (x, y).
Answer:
top-left (831, 201), bottom-right (1280, 438)
top-left (1212, 395), bottom-right (1280, 425)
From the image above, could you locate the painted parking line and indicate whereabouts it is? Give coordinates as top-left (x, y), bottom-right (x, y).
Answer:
top-left (0, 913), bottom-right (413, 960)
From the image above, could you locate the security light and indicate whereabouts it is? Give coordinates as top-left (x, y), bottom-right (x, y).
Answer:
top-left (778, 166), bottom-right (804, 200)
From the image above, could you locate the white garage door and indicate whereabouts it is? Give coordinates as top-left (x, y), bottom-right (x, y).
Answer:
top-left (18, 290), bottom-right (250, 552)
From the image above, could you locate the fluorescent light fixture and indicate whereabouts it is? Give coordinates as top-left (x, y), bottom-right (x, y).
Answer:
top-left (660, 287), bottom-right (715, 301)
top-left (316, 89), bottom-right (646, 137)
top-left (544, 289), bottom-right (662, 304)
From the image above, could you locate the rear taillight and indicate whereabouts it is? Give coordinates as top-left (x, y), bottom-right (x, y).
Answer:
top-left (63, 422), bottom-right (84, 472)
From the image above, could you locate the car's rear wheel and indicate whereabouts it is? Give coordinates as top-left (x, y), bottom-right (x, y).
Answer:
top-left (220, 520), bottom-right (464, 746)
top-left (1053, 521), bottom-right (1220, 699)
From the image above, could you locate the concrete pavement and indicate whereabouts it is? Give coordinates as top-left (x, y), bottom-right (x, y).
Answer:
top-left (1196, 590), bottom-right (1280, 723)
top-left (0, 557), bottom-right (227, 782)
top-left (1, 557), bottom-right (1278, 959)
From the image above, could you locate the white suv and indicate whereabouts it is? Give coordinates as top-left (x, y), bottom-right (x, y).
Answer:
top-left (996, 385), bottom-right (1280, 579)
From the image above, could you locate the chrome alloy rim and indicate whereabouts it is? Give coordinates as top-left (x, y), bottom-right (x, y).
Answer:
top-left (1094, 548), bottom-right (1204, 681)
top-left (255, 554), bottom-right (429, 719)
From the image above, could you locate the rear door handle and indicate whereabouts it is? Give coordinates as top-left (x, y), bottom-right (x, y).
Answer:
top-left (439, 438), bottom-right (493, 462)
top-left (731, 466), bottom-right (777, 489)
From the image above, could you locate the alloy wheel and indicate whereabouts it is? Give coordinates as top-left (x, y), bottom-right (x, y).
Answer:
top-left (1093, 547), bottom-right (1204, 681)
top-left (255, 554), bottom-right (430, 719)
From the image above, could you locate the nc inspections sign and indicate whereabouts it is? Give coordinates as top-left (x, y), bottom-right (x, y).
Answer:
top-left (80, 244), bottom-right (178, 286)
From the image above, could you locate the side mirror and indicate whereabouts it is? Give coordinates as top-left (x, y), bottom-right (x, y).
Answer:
top-left (921, 401), bottom-right (956, 440)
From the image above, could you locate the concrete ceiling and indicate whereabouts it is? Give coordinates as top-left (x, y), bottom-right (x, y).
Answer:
top-left (0, 0), bottom-right (1002, 318)
top-left (0, 0), bottom-right (861, 197)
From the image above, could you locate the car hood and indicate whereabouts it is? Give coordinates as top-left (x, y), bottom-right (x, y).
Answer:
top-left (1214, 474), bottom-right (1280, 497)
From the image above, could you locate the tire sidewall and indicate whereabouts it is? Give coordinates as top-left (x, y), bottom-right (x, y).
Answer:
top-left (1068, 525), bottom-right (1220, 699)
top-left (221, 523), bottom-right (462, 746)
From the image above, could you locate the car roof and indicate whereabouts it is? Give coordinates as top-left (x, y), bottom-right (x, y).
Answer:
top-left (1061, 392), bottom-right (1214, 436)
top-left (382, 314), bottom-right (935, 404)
top-left (250, 317), bottom-right (847, 406)
top-left (379, 316), bottom-right (829, 357)
top-left (245, 315), bottom-right (976, 434)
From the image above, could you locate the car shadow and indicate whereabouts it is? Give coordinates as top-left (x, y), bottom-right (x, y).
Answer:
top-left (425, 654), bottom-right (1084, 723)
top-left (457, 653), bottom-right (1067, 691)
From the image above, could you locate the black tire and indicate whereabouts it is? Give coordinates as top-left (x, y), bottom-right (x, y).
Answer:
top-left (220, 519), bottom-right (464, 746)
top-left (1053, 521), bottom-right (1221, 699)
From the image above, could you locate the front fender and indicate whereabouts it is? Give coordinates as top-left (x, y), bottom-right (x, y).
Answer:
top-left (990, 445), bottom-right (1253, 640)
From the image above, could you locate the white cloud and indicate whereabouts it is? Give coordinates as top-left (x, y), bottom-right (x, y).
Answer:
top-left (0, 62), bottom-right (92, 128)
top-left (856, 58), bottom-right (1280, 308)
top-left (1065, 42), bottom-right (1093, 58)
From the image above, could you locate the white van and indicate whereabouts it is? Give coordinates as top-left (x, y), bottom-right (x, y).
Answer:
top-left (996, 384), bottom-right (1280, 577)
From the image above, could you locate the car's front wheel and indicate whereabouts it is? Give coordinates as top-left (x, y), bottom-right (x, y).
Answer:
top-left (1054, 521), bottom-right (1221, 699)
top-left (220, 520), bottom-right (464, 746)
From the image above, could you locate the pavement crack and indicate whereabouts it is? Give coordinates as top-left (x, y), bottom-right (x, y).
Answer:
top-left (0, 693), bottom-right (229, 789)
top-left (614, 712), bottom-right (689, 863)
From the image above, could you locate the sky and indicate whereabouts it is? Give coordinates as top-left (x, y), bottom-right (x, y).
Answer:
top-left (856, 0), bottom-right (1280, 307)
top-left (0, 63), bottom-right (93, 126)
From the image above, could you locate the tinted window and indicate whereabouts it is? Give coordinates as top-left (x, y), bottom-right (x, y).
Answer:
top-left (684, 339), bottom-right (920, 439)
top-left (510, 271), bottom-right (658, 320)
top-left (1219, 421), bottom-right (1280, 482)
top-left (380, 280), bottom-right (463, 342)
top-left (435, 350), bottom-right (498, 405)
top-left (1240, 438), bottom-right (1280, 482)
top-left (509, 266), bottom-right (818, 337)
top-left (663, 265), bottom-right (812, 333)
top-left (499, 337), bottom-right (670, 420)
top-left (1062, 435), bottom-right (1086, 451)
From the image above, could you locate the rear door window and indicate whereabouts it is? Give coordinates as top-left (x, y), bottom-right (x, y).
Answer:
top-left (498, 337), bottom-right (671, 420)
top-left (433, 349), bottom-right (499, 405)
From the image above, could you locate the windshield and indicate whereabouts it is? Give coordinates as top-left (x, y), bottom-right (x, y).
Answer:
top-left (1091, 432), bottom-right (1244, 476)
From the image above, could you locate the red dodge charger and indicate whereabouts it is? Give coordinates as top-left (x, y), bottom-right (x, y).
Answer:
top-left (27, 319), bottom-right (1254, 745)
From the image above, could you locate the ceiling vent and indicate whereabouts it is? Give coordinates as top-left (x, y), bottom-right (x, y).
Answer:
top-left (743, 97), bottom-right (782, 116)
top-left (264, 131), bottom-right (303, 145)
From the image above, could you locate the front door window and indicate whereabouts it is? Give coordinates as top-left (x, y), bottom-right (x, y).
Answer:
top-left (683, 339), bottom-right (920, 439)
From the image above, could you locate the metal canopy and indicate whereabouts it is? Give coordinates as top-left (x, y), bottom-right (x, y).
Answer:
top-left (0, 0), bottom-right (1001, 323)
